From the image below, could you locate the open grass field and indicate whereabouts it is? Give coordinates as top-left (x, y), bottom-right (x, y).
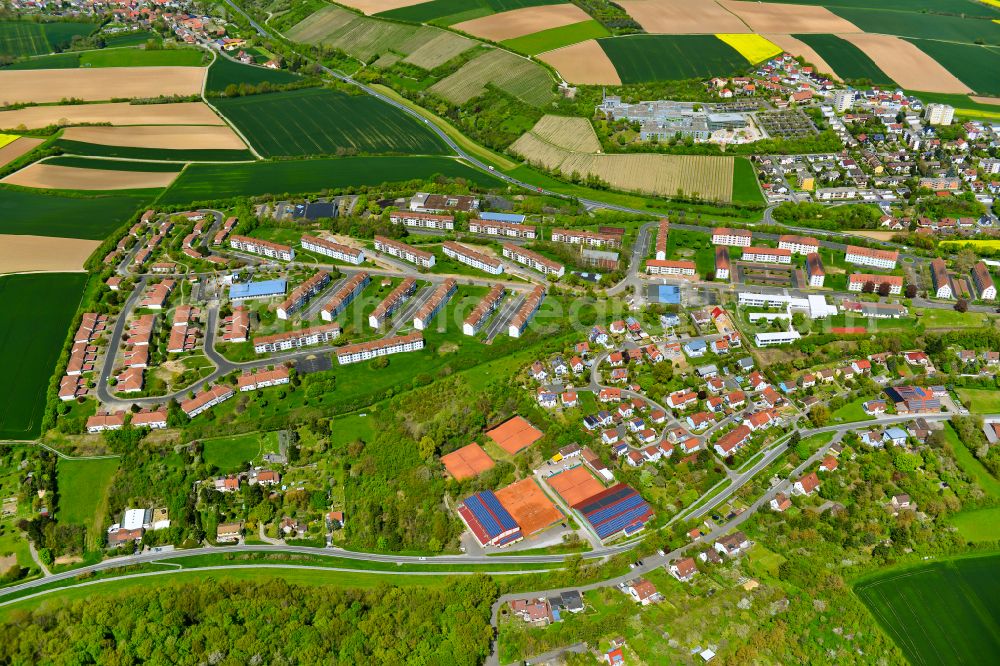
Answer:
top-left (102, 30), bottom-right (159, 48)
top-left (731, 157), bottom-right (765, 205)
top-left (503, 19), bottom-right (609, 56)
top-left (716, 33), bottom-right (782, 65)
top-left (212, 87), bottom-right (447, 157)
top-left (428, 48), bottom-right (555, 106)
top-left (907, 39), bottom-right (1000, 96)
top-left (597, 35), bottom-right (751, 84)
top-left (157, 156), bottom-right (502, 204)
top-left (829, 397), bottom-right (870, 423)
top-left (830, 6), bottom-right (1000, 45)
top-left (0, 20), bottom-right (97, 57)
top-left (202, 431), bottom-right (280, 472)
top-left (955, 388), bottom-right (1000, 414)
top-left (56, 457), bottom-right (119, 531)
top-left (0, 101), bottom-right (224, 131)
top-left (0, 273), bottom-right (86, 440)
top-left (854, 553), bottom-right (1000, 665)
top-left (2, 162), bottom-right (179, 191)
top-left (793, 33), bottom-right (893, 84)
top-left (0, 67), bottom-right (206, 104)
top-left (205, 56), bottom-right (303, 93)
top-left (0, 187), bottom-right (150, 239)
top-left (950, 507), bottom-right (1000, 542)
top-left (537, 39), bottom-right (620, 85)
top-left (916, 307), bottom-right (988, 329)
top-left (454, 4), bottom-right (590, 42)
top-left (1, 51), bottom-right (80, 70)
top-left (54, 140), bottom-right (254, 163)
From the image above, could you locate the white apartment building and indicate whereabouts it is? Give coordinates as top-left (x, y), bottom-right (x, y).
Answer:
top-left (373, 235), bottom-right (435, 268)
top-left (501, 244), bottom-right (564, 277)
top-left (646, 259), bottom-right (696, 276)
top-left (228, 235), bottom-right (294, 261)
top-left (777, 235), bottom-right (820, 255)
top-left (550, 228), bottom-right (620, 248)
top-left (442, 241), bottom-right (503, 275)
top-left (468, 220), bottom-right (536, 239)
top-left (742, 247), bottom-right (792, 264)
top-left (389, 210), bottom-right (454, 230)
top-left (711, 227), bottom-right (752, 247)
top-left (336, 332), bottom-right (424, 365)
top-left (847, 274), bottom-right (903, 294)
top-left (253, 323), bottom-right (342, 354)
top-left (806, 253), bottom-right (825, 287)
top-left (755, 330), bottom-right (802, 346)
top-left (463, 284), bottom-right (505, 335)
top-left (300, 235), bottom-right (365, 265)
top-left (845, 245), bottom-right (898, 270)
top-left (924, 103), bottom-right (954, 126)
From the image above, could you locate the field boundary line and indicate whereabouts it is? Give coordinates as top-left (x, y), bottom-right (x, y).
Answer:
top-left (200, 51), bottom-right (264, 160)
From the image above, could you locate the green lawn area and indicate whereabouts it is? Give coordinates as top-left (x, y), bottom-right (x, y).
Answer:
top-left (328, 413), bottom-right (375, 449)
top-left (949, 507), bottom-right (1000, 542)
top-left (731, 157), bottom-right (765, 205)
top-left (854, 553), bottom-right (1000, 665)
top-left (201, 431), bottom-right (280, 472)
top-left (955, 388), bottom-right (1000, 414)
top-left (744, 543), bottom-right (785, 577)
top-left (56, 458), bottom-right (119, 548)
top-left (942, 423), bottom-right (1000, 499)
top-left (830, 397), bottom-right (872, 423)
top-left (917, 307), bottom-right (989, 329)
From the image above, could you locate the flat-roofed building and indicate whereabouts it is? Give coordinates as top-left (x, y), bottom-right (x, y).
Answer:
top-left (300, 235), bottom-right (365, 265)
top-left (463, 284), bottom-right (505, 335)
top-left (374, 235), bottom-right (435, 268)
top-left (409, 192), bottom-right (478, 214)
top-left (501, 244), bottom-right (564, 277)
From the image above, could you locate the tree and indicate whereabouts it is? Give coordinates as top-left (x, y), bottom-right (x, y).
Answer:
top-left (955, 248), bottom-right (978, 274)
top-left (877, 281), bottom-right (892, 297)
top-left (905, 283), bottom-right (918, 299)
top-left (418, 436), bottom-right (436, 462)
top-left (862, 280), bottom-right (876, 294)
top-left (955, 298), bottom-right (969, 313)
top-left (809, 404), bottom-right (830, 427)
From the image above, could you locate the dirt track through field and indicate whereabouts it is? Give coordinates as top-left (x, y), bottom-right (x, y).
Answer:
top-left (619, 0), bottom-right (749, 33)
top-left (719, 0), bottom-right (862, 33)
top-left (763, 34), bottom-right (841, 79)
top-left (455, 4), bottom-right (591, 42)
top-left (0, 67), bottom-right (206, 104)
top-left (0, 102), bottom-right (225, 130)
top-left (339, 0), bottom-right (426, 14)
top-left (62, 125), bottom-right (248, 150)
top-left (839, 33), bottom-right (973, 94)
top-left (1, 163), bottom-right (179, 190)
top-left (0, 137), bottom-right (44, 169)
top-left (0, 235), bottom-right (100, 274)
top-left (538, 40), bottom-right (621, 85)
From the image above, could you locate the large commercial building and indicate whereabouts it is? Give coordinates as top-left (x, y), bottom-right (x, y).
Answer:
top-left (845, 245), bottom-right (898, 270)
top-left (368, 277), bottom-right (417, 328)
top-left (253, 323), bottom-right (342, 354)
top-left (463, 284), bottom-right (505, 335)
top-left (389, 210), bottom-right (454, 231)
top-left (229, 235), bottom-right (294, 261)
top-left (321, 272), bottom-right (371, 321)
top-left (711, 228), bottom-right (752, 247)
top-left (229, 279), bottom-right (287, 302)
top-left (300, 235), bottom-right (365, 265)
top-left (373, 235), bottom-right (435, 268)
top-left (501, 244), bottom-right (564, 277)
top-left (509, 285), bottom-right (546, 338)
top-left (442, 241), bottom-right (503, 275)
top-left (335, 331), bottom-right (424, 365)
top-left (458, 490), bottom-right (522, 548)
top-left (414, 279), bottom-right (457, 329)
top-left (277, 271), bottom-right (331, 320)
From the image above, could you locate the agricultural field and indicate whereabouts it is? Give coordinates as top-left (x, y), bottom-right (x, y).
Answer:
top-left (537, 40), bottom-right (620, 85)
top-left (157, 156), bottom-right (502, 204)
top-left (204, 56), bottom-right (303, 93)
top-left (793, 33), bottom-right (893, 84)
top-left (62, 125), bottom-right (246, 151)
top-left (0, 101), bottom-right (225, 131)
top-left (2, 161), bottom-right (179, 191)
top-left (0, 136), bottom-right (43, 170)
top-left (619, 0), bottom-right (750, 34)
top-left (597, 35), bottom-right (752, 84)
top-left (401, 31), bottom-right (477, 69)
top-left (377, 0), bottom-right (561, 25)
top-left (0, 272), bottom-right (87, 440)
top-left (717, 0), bottom-right (862, 34)
top-left (759, 0), bottom-right (998, 17)
top-left (286, 5), bottom-right (433, 61)
top-left (0, 67), bottom-right (206, 104)
top-left (0, 188), bottom-right (151, 239)
top-left (502, 20), bottom-right (610, 56)
top-left (838, 33), bottom-right (971, 94)
top-left (715, 33), bottom-right (782, 65)
top-left (0, 20), bottom-right (97, 57)
top-left (6, 47), bottom-right (207, 69)
top-left (830, 6), bottom-right (1000, 45)
top-left (854, 554), bottom-right (1000, 665)
top-left (523, 114), bottom-right (601, 153)
top-left (453, 4), bottom-right (591, 42)
top-left (54, 140), bottom-right (254, 163)
top-left (101, 30), bottom-right (159, 48)
top-left (907, 39), bottom-right (1000, 96)
top-left (428, 48), bottom-right (555, 106)
top-left (0, 235), bottom-right (100, 274)
top-left (214, 87), bottom-right (447, 157)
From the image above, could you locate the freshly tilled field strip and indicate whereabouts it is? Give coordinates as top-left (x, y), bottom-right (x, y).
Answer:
top-left (718, 0), bottom-right (862, 34)
top-left (402, 31), bottom-right (476, 69)
top-left (2, 163), bottom-right (179, 191)
top-left (429, 48), bottom-right (554, 106)
top-left (0, 67), bottom-right (206, 105)
top-left (537, 39), bottom-right (620, 85)
top-left (839, 33), bottom-right (972, 94)
top-left (0, 235), bottom-right (100, 274)
top-left (0, 101), bottom-right (225, 130)
top-left (527, 114), bottom-right (601, 153)
top-left (618, 0), bottom-right (750, 34)
top-left (61, 125), bottom-right (248, 150)
top-left (0, 137), bottom-right (43, 169)
top-left (453, 4), bottom-right (591, 42)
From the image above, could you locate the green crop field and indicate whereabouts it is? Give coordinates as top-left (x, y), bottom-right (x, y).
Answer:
top-left (157, 156), bottom-right (502, 204)
top-left (731, 157), bottom-right (764, 205)
top-left (3, 46), bottom-right (204, 70)
top-left (854, 554), bottom-right (1000, 665)
top-left (598, 35), bottom-right (751, 84)
top-left (794, 33), bottom-right (894, 84)
top-left (503, 20), bottom-right (610, 56)
top-left (0, 20), bottom-right (97, 57)
top-left (44, 156), bottom-right (193, 172)
top-left (0, 273), bottom-right (87, 440)
top-left (212, 87), bottom-right (448, 158)
top-left (762, 0), bottom-right (999, 17)
top-left (428, 48), bottom-right (555, 106)
top-left (907, 39), bottom-right (1000, 96)
top-left (205, 56), bottom-right (303, 93)
top-left (831, 7), bottom-right (1000, 45)
top-left (53, 140), bottom-right (254, 163)
top-left (0, 187), bottom-right (150, 239)
top-left (102, 30), bottom-right (159, 48)
top-left (379, 0), bottom-right (561, 24)
top-left (202, 431), bottom-right (279, 472)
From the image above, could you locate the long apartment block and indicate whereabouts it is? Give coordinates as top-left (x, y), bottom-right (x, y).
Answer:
top-left (181, 384), bottom-right (234, 418)
top-left (442, 241), bottom-right (503, 275)
top-left (845, 245), bottom-right (898, 270)
top-left (646, 259), bottom-right (695, 276)
top-left (369, 278), bottom-right (417, 328)
top-left (509, 285), bottom-right (546, 338)
top-left (501, 243), bottom-right (564, 277)
top-left (414, 278), bottom-right (457, 330)
top-left (213, 216), bottom-right (236, 246)
top-left (848, 273), bottom-right (902, 294)
top-left (711, 227), bottom-right (752, 247)
top-left (389, 210), bottom-right (454, 230)
top-left (468, 219), bottom-right (536, 239)
top-left (777, 235), bottom-right (820, 255)
top-left (742, 247), bottom-right (792, 264)
top-left (336, 331), bottom-right (425, 365)
top-left (277, 270), bottom-right (332, 320)
top-left (550, 228), bottom-right (620, 248)
top-left (656, 219), bottom-right (669, 260)
top-left (374, 235), bottom-right (435, 268)
top-left (229, 235), bottom-right (295, 261)
top-left (463, 284), bottom-right (505, 336)
top-left (321, 272), bottom-right (371, 321)
top-left (301, 235), bottom-right (365, 265)
top-left (253, 323), bottom-right (342, 354)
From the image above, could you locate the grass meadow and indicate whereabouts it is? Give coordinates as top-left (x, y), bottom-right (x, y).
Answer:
top-left (202, 431), bottom-right (280, 472)
top-left (0, 20), bottom-right (97, 58)
top-left (56, 458), bottom-right (119, 529)
top-left (0, 273), bottom-right (87, 440)
top-left (213, 87), bottom-right (448, 158)
top-left (53, 140), bottom-right (254, 163)
top-left (502, 20), bottom-right (610, 56)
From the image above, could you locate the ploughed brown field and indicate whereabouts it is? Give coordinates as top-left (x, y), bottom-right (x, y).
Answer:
top-left (0, 136), bottom-right (44, 169)
top-left (61, 125), bottom-right (248, 150)
top-left (455, 4), bottom-right (592, 42)
top-left (336, 0), bottom-right (426, 14)
top-left (0, 101), bottom-right (225, 131)
top-left (0, 235), bottom-right (100, 274)
top-left (1, 162), bottom-right (180, 191)
top-left (619, 0), bottom-right (750, 34)
top-left (839, 33), bottom-right (972, 94)
top-left (718, 0), bottom-right (862, 34)
top-left (538, 40), bottom-right (621, 85)
top-left (0, 67), bottom-right (207, 105)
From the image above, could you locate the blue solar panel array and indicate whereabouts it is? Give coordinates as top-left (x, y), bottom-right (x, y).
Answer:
top-left (479, 491), bottom-right (517, 531)
top-left (578, 485), bottom-right (652, 539)
top-left (465, 491), bottom-right (517, 540)
top-left (595, 503), bottom-right (651, 539)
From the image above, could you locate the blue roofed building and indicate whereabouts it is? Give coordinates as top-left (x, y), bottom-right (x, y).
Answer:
top-left (479, 212), bottom-right (526, 224)
top-left (646, 284), bottom-right (681, 304)
top-left (458, 490), bottom-right (523, 548)
top-left (229, 279), bottom-right (287, 302)
top-left (573, 483), bottom-right (653, 541)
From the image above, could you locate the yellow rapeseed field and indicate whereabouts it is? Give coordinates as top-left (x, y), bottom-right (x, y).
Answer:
top-left (0, 134), bottom-right (19, 149)
top-left (716, 33), bottom-right (783, 65)
top-left (941, 240), bottom-right (1000, 250)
